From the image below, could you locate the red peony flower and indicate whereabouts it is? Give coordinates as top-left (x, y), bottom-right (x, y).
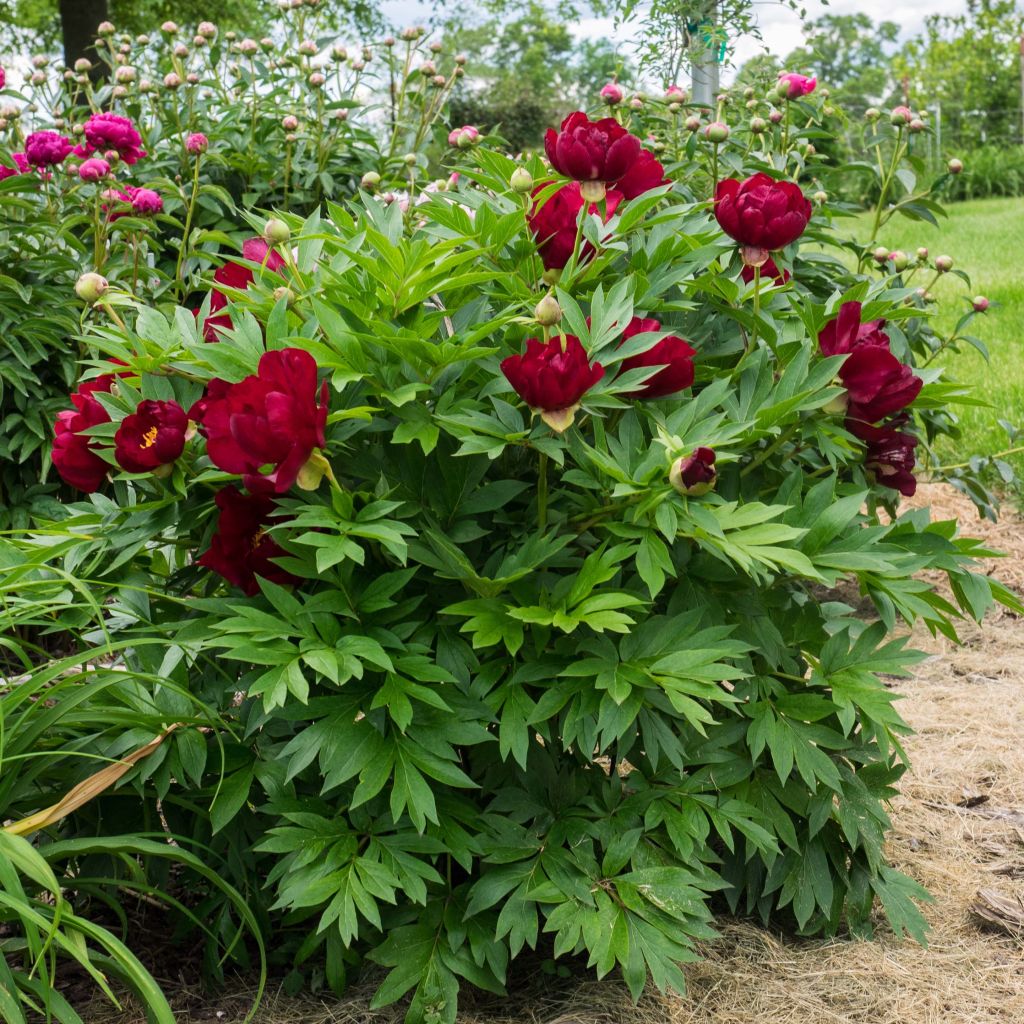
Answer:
top-left (850, 419), bottom-right (918, 497)
top-left (0, 152), bottom-right (29, 180)
top-left (24, 130), bottom-right (73, 167)
top-left (839, 346), bottom-right (922, 425)
top-left (201, 237), bottom-right (287, 341)
top-left (527, 182), bottom-right (623, 272)
top-left (741, 255), bottom-right (791, 285)
top-left (613, 147), bottom-right (669, 201)
top-left (714, 173), bottom-right (811, 252)
top-left (114, 399), bottom-right (188, 473)
top-left (616, 317), bottom-right (696, 399)
top-left (52, 376), bottom-right (117, 492)
top-left (670, 447), bottom-right (717, 495)
top-left (80, 113), bottom-right (146, 164)
top-left (501, 335), bottom-right (604, 432)
top-left (777, 72), bottom-right (817, 99)
top-left (818, 301), bottom-right (889, 356)
top-left (198, 485), bottom-right (299, 595)
top-left (128, 186), bottom-right (163, 214)
top-left (189, 348), bottom-right (328, 494)
top-left (544, 113), bottom-right (669, 201)
top-left (545, 112), bottom-right (641, 185)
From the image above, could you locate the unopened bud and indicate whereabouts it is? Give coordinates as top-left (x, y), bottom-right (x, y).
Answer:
top-left (273, 286), bottom-right (296, 306)
top-left (263, 218), bottom-right (291, 245)
top-left (769, 110), bottom-right (783, 124)
top-left (935, 254), bottom-right (953, 272)
top-left (916, 247), bottom-right (928, 261)
top-left (600, 82), bottom-right (624, 105)
top-left (889, 250), bottom-right (909, 271)
top-left (75, 272), bottom-right (108, 303)
top-left (534, 295), bottom-right (562, 326)
top-left (972, 295), bottom-right (989, 312)
top-left (510, 167), bottom-right (533, 193)
top-left (909, 118), bottom-right (925, 133)
top-left (890, 105), bottom-right (912, 125)
top-left (865, 107), bottom-right (880, 121)
top-left (684, 115), bottom-right (701, 132)
top-left (813, 190), bottom-right (827, 204)
top-left (704, 121), bottom-right (730, 143)
top-left (749, 116), bottom-right (766, 134)
top-left (872, 246), bottom-right (890, 264)
top-left (947, 157), bottom-right (964, 175)
top-left (360, 170), bottom-right (381, 189)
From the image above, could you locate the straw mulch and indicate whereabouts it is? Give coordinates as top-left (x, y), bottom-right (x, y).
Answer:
top-left (85, 484), bottom-right (1024, 1024)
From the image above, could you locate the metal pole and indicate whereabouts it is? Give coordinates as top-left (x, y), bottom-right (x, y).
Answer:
top-left (690, 2), bottom-right (718, 112)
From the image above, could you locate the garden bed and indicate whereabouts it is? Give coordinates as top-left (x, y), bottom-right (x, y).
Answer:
top-left (81, 485), bottom-right (1024, 1023)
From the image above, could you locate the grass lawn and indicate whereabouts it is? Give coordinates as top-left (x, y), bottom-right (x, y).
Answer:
top-left (835, 197), bottom-right (1024, 492)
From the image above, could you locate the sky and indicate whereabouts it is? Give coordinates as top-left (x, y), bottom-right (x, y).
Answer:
top-left (381, 0), bottom-right (968, 78)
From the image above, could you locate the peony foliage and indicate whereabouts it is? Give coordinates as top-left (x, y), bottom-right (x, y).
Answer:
top-left (0, 34), bottom-right (1018, 1024)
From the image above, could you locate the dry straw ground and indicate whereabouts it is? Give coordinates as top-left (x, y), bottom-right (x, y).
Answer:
top-left (92, 484), bottom-right (1024, 1024)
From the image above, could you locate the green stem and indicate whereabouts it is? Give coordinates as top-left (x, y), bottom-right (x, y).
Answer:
top-left (537, 453), bottom-right (548, 531)
top-left (741, 424), bottom-right (800, 478)
top-left (867, 131), bottom-right (906, 249)
top-left (174, 153), bottom-right (202, 293)
top-left (934, 445), bottom-right (1024, 473)
top-left (751, 263), bottom-right (761, 351)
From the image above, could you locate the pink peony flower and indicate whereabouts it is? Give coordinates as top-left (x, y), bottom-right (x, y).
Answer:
top-left (128, 187), bottom-right (163, 214)
top-left (0, 152), bottom-right (29, 179)
top-left (186, 132), bottom-right (209, 155)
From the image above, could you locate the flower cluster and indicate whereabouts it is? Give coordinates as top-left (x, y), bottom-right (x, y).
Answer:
top-left (819, 301), bottom-right (922, 494)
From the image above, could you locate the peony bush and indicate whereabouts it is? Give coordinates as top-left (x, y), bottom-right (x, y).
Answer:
top-left (1, 43), bottom-right (1018, 1024)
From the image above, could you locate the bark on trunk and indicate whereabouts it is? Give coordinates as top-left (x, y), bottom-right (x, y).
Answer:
top-left (59, 0), bottom-right (109, 73)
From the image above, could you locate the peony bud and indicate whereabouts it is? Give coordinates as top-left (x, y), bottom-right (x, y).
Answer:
top-left (160, 21), bottom-right (178, 34)
top-left (455, 53), bottom-right (467, 65)
top-left (74, 57), bottom-right (92, 72)
top-left (360, 170), bottom-right (381, 189)
top-left (972, 295), bottom-right (989, 312)
top-left (916, 247), bottom-right (928, 261)
top-left (630, 97), bottom-right (644, 110)
top-left (909, 118), bottom-right (925, 133)
top-left (115, 65), bottom-right (135, 82)
top-left (308, 72), bottom-right (325, 87)
top-left (163, 72), bottom-right (181, 89)
top-left (668, 102), bottom-right (681, 114)
top-left (298, 39), bottom-right (318, 56)
top-left (97, 21), bottom-right (115, 35)
top-left (510, 167), bottom-right (533, 193)
top-left (935, 254), bottom-right (953, 272)
top-left (813, 190), bottom-right (827, 204)
top-left (534, 295), bottom-right (562, 326)
top-left (947, 157), bottom-right (963, 175)
top-left (872, 246), bottom-right (890, 264)
top-left (600, 82), bottom-right (624, 105)
top-left (403, 152), bottom-right (417, 166)
top-left (670, 448), bottom-right (717, 496)
top-left (704, 121), bottom-right (729, 143)
top-left (281, 114), bottom-right (298, 131)
top-left (889, 250), bottom-right (909, 271)
top-left (173, 43), bottom-right (189, 58)
top-left (864, 107), bottom-right (880, 121)
top-left (263, 218), bottom-right (291, 245)
top-left (75, 272), bottom-right (108, 303)
top-left (684, 115), bottom-right (701, 132)
top-left (749, 116), bottom-right (766, 134)
top-left (890, 105), bottom-right (912, 125)
top-left (769, 110), bottom-right (783, 124)
top-left (198, 21), bottom-right (217, 39)
top-left (186, 132), bottom-right (208, 154)
top-left (273, 286), bottom-right (296, 306)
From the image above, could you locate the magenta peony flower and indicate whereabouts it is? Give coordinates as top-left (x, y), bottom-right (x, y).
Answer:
top-left (81, 113), bottom-right (145, 164)
top-left (600, 82), bottom-right (624, 105)
top-left (128, 186), bottom-right (163, 214)
top-left (777, 72), bottom-right (817, 99)
top-left (186, 132), bottom-right (209, 154)
top-left (0, 152), bottom-right (29, 179)
top-left (24, 130), bottom-right (73, 167)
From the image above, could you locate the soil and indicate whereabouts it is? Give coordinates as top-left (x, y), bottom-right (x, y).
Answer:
top-left (82, 484), bottom-right (1024, 1024)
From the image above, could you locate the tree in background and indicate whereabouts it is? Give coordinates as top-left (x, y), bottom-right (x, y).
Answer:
top-left (895, 0), bottom-right (1024, 148)
top-left (446, 1), bottom-right (631, 152)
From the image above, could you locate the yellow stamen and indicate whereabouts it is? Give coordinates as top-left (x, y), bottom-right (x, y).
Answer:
top-left (141, 426), bottom-right (159, 448)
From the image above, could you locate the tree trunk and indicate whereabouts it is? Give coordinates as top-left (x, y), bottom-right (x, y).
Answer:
top-left (59, 0), bottom-right (109, 72)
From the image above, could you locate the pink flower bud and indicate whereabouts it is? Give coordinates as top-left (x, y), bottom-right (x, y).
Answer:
top-left (281, 115), bottom-right (298, 131)
top-left (308, 72), bottom-right (325, 87)
top-left (97, 21), bottom-right (115, 35)
top-left (670, 448), bottom-right (717, 496)
top-left (600, 82), bottom-right (624, 105)
top-left (78, 157), bottom-right (110, 181)
top-left (160, 21), bottom-right (178, 34)
top-left (173, 43), bottom-right (189, 58)
top-left (769, 110), bottom-right (783, 124)
top-left (630, 97), bottom-right (644, 110)
top-left (163, 72), bottom-right (181, 89)
top-left (749, 116), bottom-right (766, 134)
top-left (972, 296), bottom-right (989, 312)
top-left (703, 121), bottom-right (730, 143)
top-left (935, 254), bottom-right (953, 272)
top-left (684, 115), bottom-right (701, 132)
top-left (664, 84), bottom-right (687, 102)
top-left (198, 21), bottom-right (217, 39)
top-left (916, 247), bottom-right (928, 260)
top-left (890, 105), bottom-right (913, 125)
top-left (947, 157), bottom-right (963, 175)
top-left (186, 132), bottom-right (208, 154)
top-left (298, 39), bottom-right (318, 55)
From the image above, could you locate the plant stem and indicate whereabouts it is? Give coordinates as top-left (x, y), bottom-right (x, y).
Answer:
top-left (741, 423), bottom-right (800, 478)
top-left (750, 264), bottom-right (761, 351)
top-left (537, 453), bottom-right (548, 531)
top-left (174, 153), bottom-right (202, 293)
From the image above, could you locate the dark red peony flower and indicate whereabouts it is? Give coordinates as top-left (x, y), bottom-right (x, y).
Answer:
top-left (741, 255), bottom-right (791, 285)
top-left (114, 399), bottom-right (188, 474)
top-left (850, 419), bottom-right (918, 497)
top-left (670, 447), bottom-right (717, 495)
top-left (80, 113), bottom-right (146, 164)
top-left (52, 376), bottom-right (116, 492)
top-left (189, 348), bottom-right (328, 493)
top-left (527, 182), bottom-right (623, 272)
top-left (545, 112), bottom-right (642, 185)
top-left (616, 317), bottom-right (696, 398)
top-left (201, 237), bottom-right (287, 341)
top-left (24, 130), bottom-right (73, 167)
top-left (839, 347), bottom-right (922, 425)
top-left (818, 301), bottom-right (889, 356)
top-left (613, 147), bottom-right (669, 200)
top-left (714, 173), bottom-right (811, 252)
top-left (818, 302), bottom-right (921, 425)
top-left (501, 335), bottom-right (604, 432)
top-left (198, 485), bottom-right (299, 595)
